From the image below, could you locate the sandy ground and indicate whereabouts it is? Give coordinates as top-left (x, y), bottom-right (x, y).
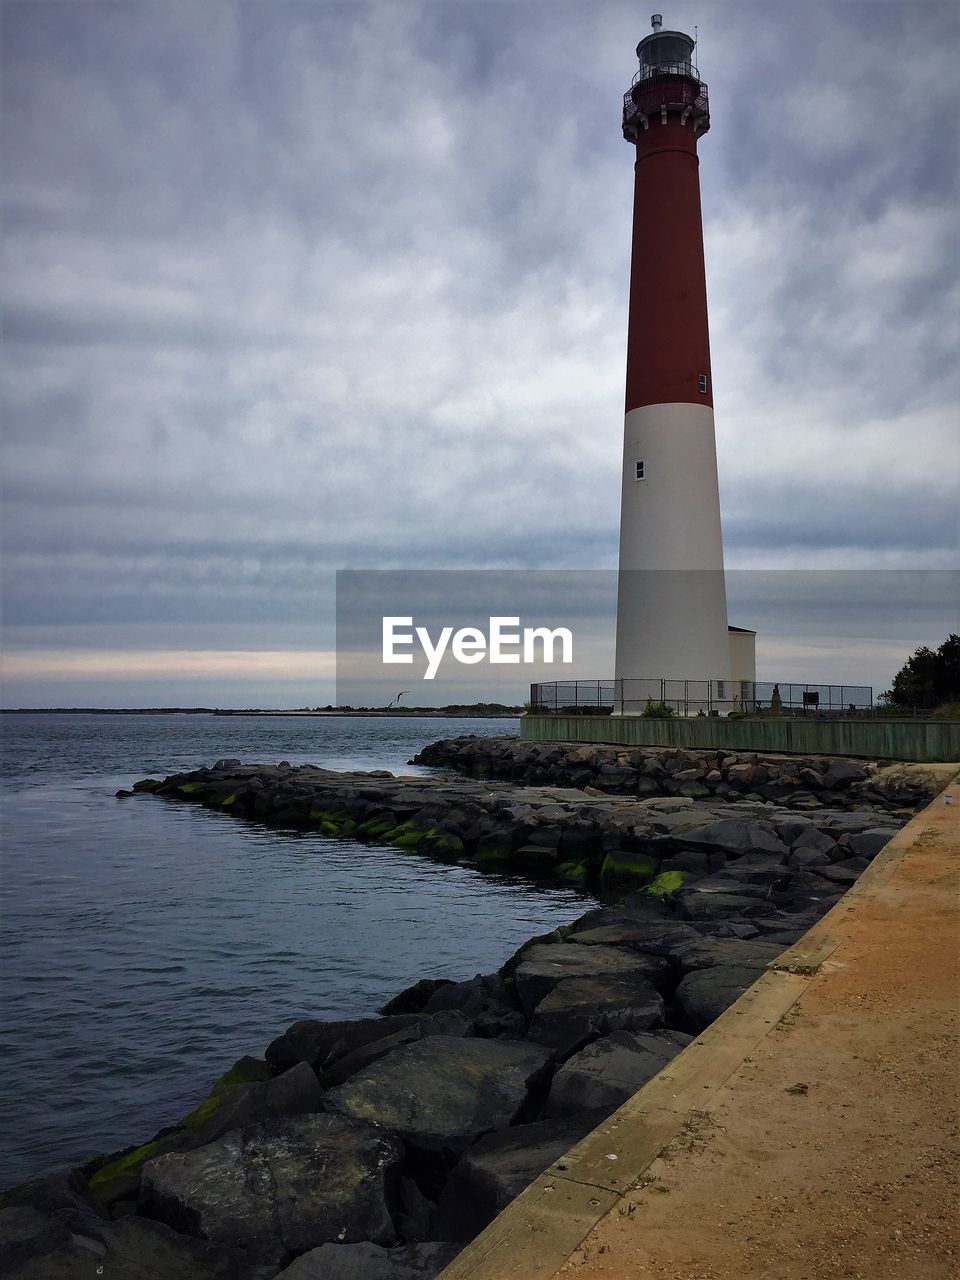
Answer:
top-left (555, 790), bottom-right (960, 1280)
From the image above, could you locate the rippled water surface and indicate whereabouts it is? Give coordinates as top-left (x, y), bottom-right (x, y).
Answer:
top-left (0, 713), bottom-right (595, 1187)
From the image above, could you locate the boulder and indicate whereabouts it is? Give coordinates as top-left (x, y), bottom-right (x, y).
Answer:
top-left (817, 857), bottom-right (870, 886)
top-left (380, 979), bottom-right (455, 1016)
top-left (544, 1029), bottom-right (692, 1118)
top-left (324, 1038), bottom-right (553, 1158)
top-left (85, 1057), bottom-right (292, 1207)
top-left (598, 850), bottom-right (659, 887)
top-left (695, 919), bottom-right (761, 939)
top-left (788, 846), bottom-right (832, 870)
top-left (526, 974), bottom-right (664, 1056)
top-left (564, 918), bottom-right (700, 957)
top-left (673, 965), bottom-right (765, 1032)
top-left (0, 1172), bottom-right (114, 1278)
top-left (677, 819), bottom-right (789, 858)
top-left (847, 829), bottom-right (898, 859)
top-left (790, 827), bottom-right (838, 857)
top-left (432, 1112), bottom-right (606, 1242)
top-left (752, 912), bottom-right (821, 938)
top-left (323, 1011), bottom-right (473, 1087)
top-left (683, 875), bottom-right (774, 897)
top-left (275, 1241), bottom-right (462, 1280)
top-left (677, 890), bottom-right (776, 921)
top-left (265, 1015), bottom-right (426, 1074)
top-left (514, 943), bottom-right (669, 1014)
top-left (140, 1115), bottom-right (402, 1254)
top-left (657, 850), bottom-right (714, 876)
top-left (821, 761), bottom-right (867, 789)
top-left (422, 974), bottom-right (524, 1038)
top-left (182, 1061), bottom-right (323, 1143)
top-left (671, 937), bottom-right (784, 974)
top-left (0, 1214), bottom-right (262, 1280)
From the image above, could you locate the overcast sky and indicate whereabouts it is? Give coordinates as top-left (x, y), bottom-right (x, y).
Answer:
top-left (2, 0), bottom-right (958, 707)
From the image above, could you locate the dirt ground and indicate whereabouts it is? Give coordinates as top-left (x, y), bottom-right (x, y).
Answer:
top-left (555, 790), bottom-right (960, 1280)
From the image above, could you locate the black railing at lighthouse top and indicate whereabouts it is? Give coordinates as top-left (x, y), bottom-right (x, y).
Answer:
top-left (623, 73), bottom-right (709, 138)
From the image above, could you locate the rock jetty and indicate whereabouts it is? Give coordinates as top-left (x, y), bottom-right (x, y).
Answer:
top-left (1, 741), bottom-right (921, 1279)
top-left (413, 735), bottom-right (941, 811)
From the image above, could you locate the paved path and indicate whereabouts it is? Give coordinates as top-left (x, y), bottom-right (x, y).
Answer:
top-left (439, 774), bottom-right (959, 1280)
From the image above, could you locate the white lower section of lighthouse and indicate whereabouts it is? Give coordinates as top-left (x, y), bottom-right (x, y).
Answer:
top-left (614, 401), bottom-right (733, 699)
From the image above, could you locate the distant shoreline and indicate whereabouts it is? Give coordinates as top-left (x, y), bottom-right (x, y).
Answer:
top-left (0, 707), bottom-right (523, 718)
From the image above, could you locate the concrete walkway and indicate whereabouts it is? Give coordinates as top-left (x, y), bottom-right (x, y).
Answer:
top-left (439, 774), bottom-right (959, 1280)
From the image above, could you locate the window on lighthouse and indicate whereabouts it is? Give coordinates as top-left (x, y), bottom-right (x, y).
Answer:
top-left (699, 373), bottom-right (708, 394)
top-left (635, 459), bottom-right (646, 481)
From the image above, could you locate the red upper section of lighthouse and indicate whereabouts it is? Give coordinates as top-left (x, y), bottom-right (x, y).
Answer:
top-left (622, 21), bottom-right (714, 413)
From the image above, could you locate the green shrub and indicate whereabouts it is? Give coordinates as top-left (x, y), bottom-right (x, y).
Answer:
top-left (640, 699), bottom-right (676, 719)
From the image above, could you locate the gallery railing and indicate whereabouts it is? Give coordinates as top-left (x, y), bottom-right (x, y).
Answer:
top-left (529, 679), bottom-right (874, 718)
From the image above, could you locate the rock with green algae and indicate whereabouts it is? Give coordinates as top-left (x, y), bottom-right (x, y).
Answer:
top-left (639, 869), bottom-right (686, 898)
top-left (599, 850), bottom-right (659, 887)
top-left (554, 860), bottom-right (590, 884)
top-left (84, 1057), bottom-right (320, 1208)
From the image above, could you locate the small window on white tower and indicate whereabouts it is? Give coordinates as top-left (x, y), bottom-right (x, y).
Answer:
top-left (698, 373), bottom-right (708, 394)
top-left (635, 459), bottom-right (645, 481)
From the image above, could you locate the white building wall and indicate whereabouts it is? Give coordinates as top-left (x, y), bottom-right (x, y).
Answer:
top-left (615, 401), bottom-right (731, 688)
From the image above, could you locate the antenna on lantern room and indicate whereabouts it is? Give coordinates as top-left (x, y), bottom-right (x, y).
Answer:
top-left (651, 12), bottom-right (663, 30)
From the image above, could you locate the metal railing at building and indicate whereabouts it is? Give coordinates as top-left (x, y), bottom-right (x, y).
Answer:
top-left (622, 73), bottom-right (709, 139)
top-left (530, 679), bottom-right (874, 718)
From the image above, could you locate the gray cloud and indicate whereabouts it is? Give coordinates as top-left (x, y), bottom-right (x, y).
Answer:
top-left (2, 1), bottom-right (957, 704)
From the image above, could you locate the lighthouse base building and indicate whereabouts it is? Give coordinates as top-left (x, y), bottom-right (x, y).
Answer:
top-left (613, 16), bottom-right (754, 714)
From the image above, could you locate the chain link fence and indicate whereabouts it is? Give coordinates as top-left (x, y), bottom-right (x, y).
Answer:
top-left (530, 679), bottom-right (874, 718)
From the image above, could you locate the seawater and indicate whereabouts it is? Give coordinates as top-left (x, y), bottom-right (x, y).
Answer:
top-left (0, 713), bottom-right (595, 1187)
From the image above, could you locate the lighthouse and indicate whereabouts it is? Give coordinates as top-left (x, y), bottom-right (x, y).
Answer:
top-left (614, 15), bottom-right (745, 712)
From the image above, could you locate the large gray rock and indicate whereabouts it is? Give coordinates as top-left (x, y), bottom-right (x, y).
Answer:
top-left (680, 875), bottom-right (773, 898)
top-left (83, 1058), bottom-right (320, 1209)
top-left (817, 857), bottom-right (870, 886)
top-left (514, 943), bottom-right (669, 1013)
top-left (657, 850), bottom-right (715, 876)
top-left (847, 828), bottom-right (899, 859)
top-left (0, 1213), bottom-right (259, 1280)
top-left (788, 846), bottom-right (832, 870)
top-left (324, 1011), bottom-right (474, 1086)
top-left (677, 819), bottom-right (789, 858)
top-left (276, 1241), bottom-right (462, 1280)
top-left (565, 917), bottom-right (700, 956)
top-left (0, 1171), bottom-right (107, 1264)
top-left (821, 760), bottom-right (868, 789)
top-left (140, 1114), bottom-right (401, 1254)
top-left (421, 974), bottom-right (525, 1038)
top-left (190, 1061), bottom-right (324, 1142)
top-left (526, 974), bottom-right (664, 1056)
top-left (673, 965), bottom-right (764, 1032)
top-left (790, 827), bottom-right (838, 856)
top-left (544, 1029), bottom-right (692, 1118)
top-left (671, 937), bottom-right (784, 974)
top-left (265, 1015), bottom-right (425, 1073)
top-left (432, 1112), bottom-right (606, 1242)
top-left (324, 1037), bottom-right (553, 1156)
top-left (678, 890), bottom-right (776, 921)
